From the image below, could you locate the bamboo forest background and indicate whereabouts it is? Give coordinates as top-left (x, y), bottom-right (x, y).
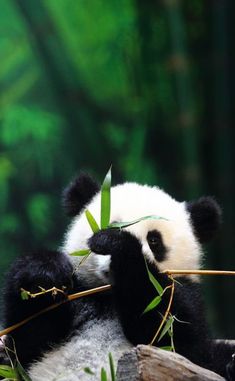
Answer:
top-left (0, 0), bottom-right (235, 336)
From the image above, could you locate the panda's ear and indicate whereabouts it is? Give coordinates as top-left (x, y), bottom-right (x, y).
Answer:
top-left (186, 197), bottom-right (222, 244)
top-left (62, 173), bottom-right (100, 217)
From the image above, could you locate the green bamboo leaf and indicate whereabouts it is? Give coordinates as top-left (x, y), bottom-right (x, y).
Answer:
top-left (101, 167), bottom-right (111, 229)
top-left (144, 259), bottom-right (163, 295)
top-left (143, 295), bottom-right (162, 314)
top-left (108, 352), bottom-right (116, 381)
top-left (20, 290), bottom-right (29, 300)
top-left (109, 215), bottom-right (168, 229)
top-left (158, 315), bottom-right (174, 343)
top-left (0, 365), bottom-right (18, 379)
top-left (159, 346), bottom-right (173, 351)
top-left (85, 209), bottom-right (100, 233)
top-left (101, 368), bottom-right (108, 381)
top-left (84, 367), bottom-right (95, 375)
top-left (70, 249), bottom-right (91, 257)
top-left (17, 362), bottom-right (33, 381)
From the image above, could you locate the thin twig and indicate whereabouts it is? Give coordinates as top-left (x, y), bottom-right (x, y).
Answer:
top-left (21, 286), bottom-right (66, 299)
top-left (150, 275), bottom-right (175, 345)
top-left (0, 284), bottom-right (111, 338)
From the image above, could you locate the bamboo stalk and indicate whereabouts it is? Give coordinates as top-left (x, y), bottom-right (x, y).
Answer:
top-left (162, 270), bottom-right (235, 276)
top-left (67, 284), bottom-right (111, 301)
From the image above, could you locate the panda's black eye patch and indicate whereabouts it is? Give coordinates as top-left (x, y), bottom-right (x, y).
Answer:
top-left (147, 230), bottom-right (167, 262)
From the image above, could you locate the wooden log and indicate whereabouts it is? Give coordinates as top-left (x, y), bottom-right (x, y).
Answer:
top-left (116, 345), bottom-right (226, 381)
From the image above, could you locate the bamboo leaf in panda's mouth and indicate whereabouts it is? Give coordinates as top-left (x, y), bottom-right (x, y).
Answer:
top-left (109, 215), bottom-right (168, 229)
top-left (85, 209), bottom-right (100, 233)
top-left (100, 166), bottom-right (111, 229)
top-left (70, 249), bottom-right (91, 257)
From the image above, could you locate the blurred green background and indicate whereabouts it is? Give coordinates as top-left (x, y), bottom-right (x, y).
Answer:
top-left (0, 0), bottom-right (234, 336)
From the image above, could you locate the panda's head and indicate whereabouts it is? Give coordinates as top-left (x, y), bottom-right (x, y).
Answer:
top-left (62, 173), bottom-right (221, 285)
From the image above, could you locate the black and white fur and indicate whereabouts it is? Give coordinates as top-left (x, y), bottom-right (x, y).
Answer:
top-left (1, 173), bottom-right (235, 381)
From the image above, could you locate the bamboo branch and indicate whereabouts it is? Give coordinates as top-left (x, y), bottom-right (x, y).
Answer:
top-left (20, 286), bottom-right (66, 299)
top-left (0, 284), bottom-right (111, 338)
top-left (150, 275), bottom-right (175, 345)
top-left (162, 270), bottom-right (235, 276)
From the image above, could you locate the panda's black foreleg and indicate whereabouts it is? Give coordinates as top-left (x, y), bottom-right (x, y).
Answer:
top-left (2, 249), bottom-right (76, 367)
top-left (88, 229), bottom-right (172, 345)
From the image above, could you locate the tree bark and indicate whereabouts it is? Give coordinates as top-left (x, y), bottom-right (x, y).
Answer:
top-left (116, 345), bottom-right (226, 381)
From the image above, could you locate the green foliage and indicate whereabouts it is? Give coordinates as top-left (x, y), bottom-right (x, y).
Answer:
top-left (143, 261), bottom-right (175, 351)
top-left (144, 259), bottom-right (164, 296)
top-left (1, 106), bottom-right (61, 146)
top-left (0, 339), bottom-right (33, 381)
top-left (20, 289), bottom-right (29, 300)
top-left (158, 315), bottom-right (174, 343)
top-left (70, 249), bottom-right (91, 257)
top-left (101, 368), bottom-right (108, 381)
top-left (46, 0), bottom-right (135, 103)
top-left (85, 210), bottom-right (100, 233)
top-left (83, 354), bottom-right (116, 380)
top-left (108, 353), bottom-right (116, 381)
top-left (109, 216), bottom-right (168, 230)
top-left (100, 167), bottom-right (112, 229)
top-left (84, 167), bottom-right (112, 233)
top-left (143, 295), bottom-right (162, 314)
top-left (84, 367), bottom-right (95, 375)
top-left (0, 364), bottom-right (18, 379)
top-left (27, 194), bottom-right (53, 237)
top-left (99, 353), bottom-right (116, 381)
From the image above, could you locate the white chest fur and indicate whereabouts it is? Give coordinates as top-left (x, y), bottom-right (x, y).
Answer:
top-left (28, 317), bottom-right (131, 381)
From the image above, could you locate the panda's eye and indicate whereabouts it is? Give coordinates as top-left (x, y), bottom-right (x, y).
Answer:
top-left (147, 230), bottom-right (167, 262)
top-left (147, 231), bottom-right (161, 245)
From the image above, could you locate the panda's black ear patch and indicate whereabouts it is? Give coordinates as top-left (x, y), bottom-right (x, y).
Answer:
top-left (62, 173), bottom-right (100, 217)
top-left (186, 197), bottom-right (222, 243)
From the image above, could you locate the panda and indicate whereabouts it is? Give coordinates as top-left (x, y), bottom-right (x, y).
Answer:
top-left (1, 172), bottom-right (235, 381)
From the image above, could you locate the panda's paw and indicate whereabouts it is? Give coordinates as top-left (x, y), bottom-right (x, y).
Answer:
top-left (227, 354), bottom-right (235, 381)
top-left (6, 250), bottom-right (74, 303)
top-left (88, 228), bottom-right (142, 257)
